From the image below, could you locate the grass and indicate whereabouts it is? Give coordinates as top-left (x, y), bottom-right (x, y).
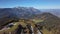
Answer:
top-left (33, 19), bottom-right (44, 24)
top-left (0, 22), bottom-right (19, 34)
top-left (0, 20), bottom-right (28, 34)
top-left (41, 28), bottom-right (54, 34)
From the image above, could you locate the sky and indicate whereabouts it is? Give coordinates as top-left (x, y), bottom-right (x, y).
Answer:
top-left (0, 0), bottom-right (60, 9)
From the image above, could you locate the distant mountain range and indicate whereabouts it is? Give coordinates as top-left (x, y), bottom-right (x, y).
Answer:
top-left (0, 7), bottom-right (41, 18)
top-left (40, 9), bottom-right (60, 18)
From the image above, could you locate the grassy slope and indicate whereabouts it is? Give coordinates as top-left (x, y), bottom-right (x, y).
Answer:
top-left (0, 19), bottom-right (60, 34)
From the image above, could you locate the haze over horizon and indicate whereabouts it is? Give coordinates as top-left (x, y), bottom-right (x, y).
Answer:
top-left (0, 0), bottom-right (60, 9)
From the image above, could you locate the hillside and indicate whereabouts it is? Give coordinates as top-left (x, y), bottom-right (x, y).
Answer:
top-left (37, 12), bottom-right (60, 34)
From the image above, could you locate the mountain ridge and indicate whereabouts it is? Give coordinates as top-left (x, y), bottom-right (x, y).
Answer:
top-left (40, 9), bottom-right (60, 18)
